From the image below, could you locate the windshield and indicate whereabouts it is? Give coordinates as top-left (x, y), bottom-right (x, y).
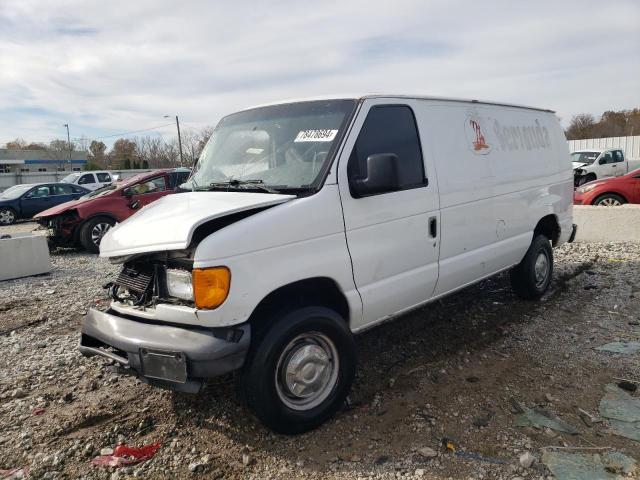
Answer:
top-left (61, 173), bottom-right (81, 183)
top-left (81, 184), bottom-right (117, 199)
top-left (571, 152), bottom-right (600, 165)
top-left (185, 99), bottom-right (357, 193)
top-left (1, 184), bottom-right (33, 199)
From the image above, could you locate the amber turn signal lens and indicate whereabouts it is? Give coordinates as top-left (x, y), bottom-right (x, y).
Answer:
top-left (192, 267), bottom-right (230, 309)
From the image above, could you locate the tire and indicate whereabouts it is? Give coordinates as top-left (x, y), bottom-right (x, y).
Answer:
top-left (79, 216), bottom-right (115, 253)
top-left (238, 306), bottom-right (356, 434)
top-left (510, 234), bottom-right (553, 300)
top-left (0, 207), bottom-right (17, 225)
top-left (593, 193), bottom-right (625, 207)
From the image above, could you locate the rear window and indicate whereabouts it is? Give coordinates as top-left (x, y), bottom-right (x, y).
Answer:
top-left (52, 184), bottom-right (74, 195)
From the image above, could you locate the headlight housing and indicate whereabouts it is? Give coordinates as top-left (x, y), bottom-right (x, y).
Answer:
top-left (165, 269), bottom-right (194, 301)
top-left (576, 183), bottom-right (598, 194)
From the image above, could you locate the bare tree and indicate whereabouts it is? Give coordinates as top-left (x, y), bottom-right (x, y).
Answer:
top-left (565, 114), bottom-right (596, 140)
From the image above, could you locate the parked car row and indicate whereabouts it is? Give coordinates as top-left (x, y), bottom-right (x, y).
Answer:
top-left (0, 183), bottom-right (90, 225)
top-left (35, 168), bottom-right (191, 252)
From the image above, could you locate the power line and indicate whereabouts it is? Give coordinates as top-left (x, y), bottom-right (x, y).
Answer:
top-left (0, 122), bottom-right (177, 146)
top-left (75, 122), bottom-right (176, 140)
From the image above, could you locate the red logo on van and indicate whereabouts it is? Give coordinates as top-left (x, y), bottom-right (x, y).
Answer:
top-left (470, 119), bottom-right (490, 151)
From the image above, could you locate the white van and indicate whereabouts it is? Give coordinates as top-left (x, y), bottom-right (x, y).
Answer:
top-left (61, 170), bottom-right (113, 191)
top-left (80, 95), bottom-right (575, 433)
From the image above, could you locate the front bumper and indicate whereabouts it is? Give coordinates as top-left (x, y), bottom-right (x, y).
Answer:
top-left (79, 308), bottom-right (250, 393)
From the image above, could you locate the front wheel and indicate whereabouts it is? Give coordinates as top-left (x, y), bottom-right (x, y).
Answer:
top-left (79, 216), bottom-right (115, 253)
top-left (593, 193), bottom-right (625, 207)
top-left (510, 234), bottom-right (553, 300)
top-left (238, 306), bottom-right (356, 434)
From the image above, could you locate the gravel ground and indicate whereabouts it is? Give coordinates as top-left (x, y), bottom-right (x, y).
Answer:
top-left (1, 224), bottom-right (639, 479)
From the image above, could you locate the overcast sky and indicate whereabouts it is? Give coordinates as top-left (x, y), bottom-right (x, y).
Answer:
top-left (1, 0), bottom-right (638, 147)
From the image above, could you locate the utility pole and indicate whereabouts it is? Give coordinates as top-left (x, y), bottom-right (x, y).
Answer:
top-left (165, 115), bottom-right (184, 167)
top-left (63, 123), bottom-right (72, 171)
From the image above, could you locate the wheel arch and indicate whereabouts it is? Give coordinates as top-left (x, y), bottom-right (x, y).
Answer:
top-left (76, 213), bottom-right (118, 244)
top-left (534, 214), bottom-right (561, 246)
top-left (247, 277), bottom-right (350, 333)
top-left (592, 191), bottom-right (628, 205)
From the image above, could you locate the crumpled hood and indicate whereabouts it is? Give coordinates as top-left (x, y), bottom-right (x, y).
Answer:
top-left (99, 191), bottom-right (295, 257)
top-left (34, 196), bottom-right (96, 218)
top-left (572, 162), bottom-right (588, 170)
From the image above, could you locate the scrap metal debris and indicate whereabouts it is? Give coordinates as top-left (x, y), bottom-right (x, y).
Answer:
top-left (0, 467), bottom-right (28, 479)
top-left (514, 406), bottom-right (579, 434)
top-left (595, 341), bottom-right (640, 355)
top-left (541, 450), bottom-right (636, 479)
top-left (599, 384), bottom-right (640, 442)
top-left (91, 441), bottom-right (161, 468)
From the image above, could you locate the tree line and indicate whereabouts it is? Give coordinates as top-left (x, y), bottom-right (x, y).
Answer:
top-left (565, 108), bottom-right (640, 140)
top-left (4, 125), bottom-right (214, 170)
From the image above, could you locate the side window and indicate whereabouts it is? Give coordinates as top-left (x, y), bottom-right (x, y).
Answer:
top-left (52, 184), bottom-right (73, 195)
top-left (613, 150), bottom-right (624, 163)
top-left (599, 152), bottom-right (613, 164)
top-left (347, 105), bottom-right (425, 197)
top-left (96, 172), bottom-right (111, 182)
top-left (130, 177), bottom-right (167, 195)
top-left (25, 186), bottom-right (50, 198)
top-left (78, 173), bottom-right (95, 185)
top-left (72, 185), bottom-right (86, 193)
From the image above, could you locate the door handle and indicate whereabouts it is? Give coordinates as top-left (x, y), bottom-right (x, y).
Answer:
top-left (429, 216), bottom-right (437, 238)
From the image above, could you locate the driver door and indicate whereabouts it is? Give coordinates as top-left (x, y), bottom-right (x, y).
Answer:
top-left (128, 177), bottom-right (168, 212)
top-left (598, 152), bottom-right (615, 178)
top-left (20, 185), bottom-right (53, 217)
top-left (337, 99), bottom-right (440, 330)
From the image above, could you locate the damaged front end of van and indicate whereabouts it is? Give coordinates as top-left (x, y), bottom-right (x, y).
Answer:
top-left (79, 191), bottom-right (294, 393)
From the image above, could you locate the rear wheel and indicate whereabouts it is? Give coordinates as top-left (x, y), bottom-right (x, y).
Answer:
top-left (510, 234), bottom-right (553, 300)
top-left (79, 216), bottom-right (114, 253)
top-left (0, 207), bottom-right (16, 225)
top-left (238, 306), bottom-right (356, 434)
top-left (593, 193), bottom-right (625, 207)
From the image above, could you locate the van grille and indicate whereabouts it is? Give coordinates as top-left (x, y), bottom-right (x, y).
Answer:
top-left (115, 266), bottom-right (153, 294)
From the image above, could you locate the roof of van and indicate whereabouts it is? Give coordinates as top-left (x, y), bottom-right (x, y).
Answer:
top-left (243, 94), bottom-right (555, 114)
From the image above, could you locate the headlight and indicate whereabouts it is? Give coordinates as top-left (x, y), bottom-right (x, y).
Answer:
top-left (576, 184), bottom-right (598, 194)
top-left (192, 267), bottom-right (231, 309)
top-left (166, 269), bottom-right (194, 300)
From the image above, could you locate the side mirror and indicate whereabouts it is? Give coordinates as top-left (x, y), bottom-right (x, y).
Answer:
top-left (123, 188), bottom-right (132, 198)
top-left (351, 153), bottom-right (401, 197)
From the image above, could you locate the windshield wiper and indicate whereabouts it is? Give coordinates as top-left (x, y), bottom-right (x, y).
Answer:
top-left (206, 179), bottom-right (280, 193)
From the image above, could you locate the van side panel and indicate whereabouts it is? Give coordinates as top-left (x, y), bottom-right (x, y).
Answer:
top-left (416, 101), bottom-right (571, 296)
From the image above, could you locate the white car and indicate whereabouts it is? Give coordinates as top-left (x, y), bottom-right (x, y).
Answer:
top-left (80, 95), bottom-right (575, 433)
top-left (61, 171), bottom-right (113, 191)
top-left (571, 148), bottom-right (630, 186)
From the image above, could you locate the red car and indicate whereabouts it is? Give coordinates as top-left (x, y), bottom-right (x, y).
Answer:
top-left (35, 168), bottom-right (191, 252)
top-left (573, 168), bottom-right (640, 206)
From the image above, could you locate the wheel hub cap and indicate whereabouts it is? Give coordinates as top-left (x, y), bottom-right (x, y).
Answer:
top-left (601, 198), bottom-right (620, 206)
top-left (284, 344), bottom-right (330, 398)
top-left (0, 210), bottom-right (14, 224)
top-left (534, 252), bottom-right (549, 287)
top-left (276, 332), bottom-right (339, 411)
top-left (91, 223), bottom-right (111, 245)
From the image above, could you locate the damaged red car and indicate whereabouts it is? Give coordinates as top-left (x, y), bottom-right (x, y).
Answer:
top-left (35, 168), bottom-right (191, 253)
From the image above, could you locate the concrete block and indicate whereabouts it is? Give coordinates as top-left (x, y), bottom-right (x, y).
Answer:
top-left (573, 205), bottom-right (640, 243)
top-left (0, 232), bottom-right (51, 281)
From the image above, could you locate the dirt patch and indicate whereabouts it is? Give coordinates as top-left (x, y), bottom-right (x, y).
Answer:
top-left (0, 242), bottom-right (639, 479)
